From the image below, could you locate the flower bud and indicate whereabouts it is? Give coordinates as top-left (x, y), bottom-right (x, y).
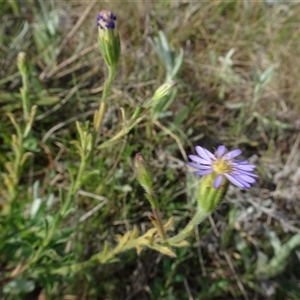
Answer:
top-left (17, 52), bottom-right (29, 76)
top-left (134, 153), bottom-right (153, 195)
top-left (97, 10), bottom-right (120, 68)
top-left (152, 80), bottom-right (177, 102)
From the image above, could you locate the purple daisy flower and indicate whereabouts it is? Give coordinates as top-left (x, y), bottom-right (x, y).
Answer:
top-left (188, 145), bottom-right (257, 189)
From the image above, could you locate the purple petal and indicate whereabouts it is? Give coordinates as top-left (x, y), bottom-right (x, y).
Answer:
top-left (225, 173), bottom-right (250, 188)
top-left (188, 155), bottom-right (211, 165)
top-left (195, 165), bottom-right (213, 170)
top-left (213, 175), bottom-right (223, 188)
top-left (238, 174), bottom-right (256, 184)
top-left (233, 164), bottom-right (256, 171)
top-left (194, 169), bottom-right (214, 176)
top-left (233, 160), bottom-right (249, 165)
top-left (195, 146), bottom-right (216, 161)
top-left (188, 162), bottom-right (201, 170)
top-left (233, 160), bottom-right (255, 166)
top-left (224, 149), bottom-right (242, 160)
top-left (216, 145), bottom-right (226, 157)
top-left (188, 162), bottom-right (213, 170)
top-left (232, 169), bottom-right (258, 177)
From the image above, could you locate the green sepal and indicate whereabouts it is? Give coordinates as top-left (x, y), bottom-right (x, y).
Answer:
top-left (98, 31), bottom-right (120, 68)
top-left (198, 174), bottom-right (229, 213)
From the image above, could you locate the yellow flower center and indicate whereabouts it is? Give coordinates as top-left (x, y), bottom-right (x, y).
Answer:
top-left (212, 158), bottom-right (233, 175)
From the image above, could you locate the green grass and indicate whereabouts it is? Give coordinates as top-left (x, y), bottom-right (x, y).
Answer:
top-left (1, 1), bottom-right (300, 299)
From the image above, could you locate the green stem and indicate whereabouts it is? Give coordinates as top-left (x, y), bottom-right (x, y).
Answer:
top-left (7, 68), bottom-right (29, 205)
top-left (146, 192), bottom-right (166, 241)
top-left (91, 66), bottom-right (117, 158)
top-left (62, 155), bottom-right (87, 216)
top-left (5, 138), bottom-right (23, 215)
top-left (53, 236), bottom-right (141, 275)
top-left (21, 72), bottom-right (30, 122)
top-left (101, 66), bottom-right (116, 105)
top-left (152, 207), bottom-right (167, 241)
top-left (5, 120), bottom-right (25, 213)
top-left (96, 65), bottom-right (116, 129)
top-left (167, 208), bottom-right (208, 245)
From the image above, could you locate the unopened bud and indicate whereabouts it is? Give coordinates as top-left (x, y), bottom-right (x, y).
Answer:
top-left (134, 153), bottom-right (153, 195)
top-left (97, 10), bottom-right (120, 68)
top-left (17, 52), bottom-right (29, 76)
top-left (152, 80), bottom-right (177, 102)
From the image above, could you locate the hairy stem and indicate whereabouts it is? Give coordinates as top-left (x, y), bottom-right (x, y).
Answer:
top-left (167, 208), bottom-right (208, 245)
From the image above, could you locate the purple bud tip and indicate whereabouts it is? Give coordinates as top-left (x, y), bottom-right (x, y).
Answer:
top-left (97, 9), bottom-right (117, 29)
top-left (106, 21), bottom-right (115, 29)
